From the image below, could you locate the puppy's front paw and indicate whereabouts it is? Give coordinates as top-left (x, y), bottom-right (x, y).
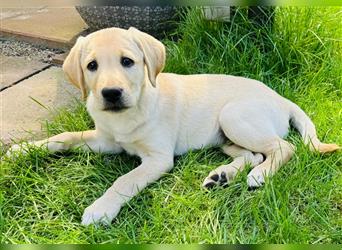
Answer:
top-left (5, 143), bottom-right (31, 158)
top-left (81, 196), bottom-right (121, 226)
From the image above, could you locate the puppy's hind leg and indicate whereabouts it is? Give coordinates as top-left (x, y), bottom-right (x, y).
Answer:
top-left (202, 144), bottom-right (264, 189)
top-left (218, 101), bottom-right (295, 188)
top-left (246, 139), bottom-right (295, 188)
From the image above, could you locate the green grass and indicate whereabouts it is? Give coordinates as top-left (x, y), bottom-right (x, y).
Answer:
top-left (1, 7), bottom-right (341, 243)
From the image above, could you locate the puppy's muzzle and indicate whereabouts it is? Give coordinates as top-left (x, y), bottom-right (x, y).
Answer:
top-left (101, 87), bottom-right (127, 112)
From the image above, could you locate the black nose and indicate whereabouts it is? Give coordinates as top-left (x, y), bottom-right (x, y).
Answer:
top-left (101, 88), bottom-right (123, 103)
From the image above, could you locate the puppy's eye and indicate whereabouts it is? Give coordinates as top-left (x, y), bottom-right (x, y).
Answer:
top-left (121, 57), bottom-right (134, 68)
top-left (87, 60), bottom-right (98, 71)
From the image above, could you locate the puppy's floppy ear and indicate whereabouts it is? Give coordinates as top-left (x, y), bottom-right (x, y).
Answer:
top-left (129, 27), bottom-right (165, 87)
top-left (63, 36), bottom-right (87, 100)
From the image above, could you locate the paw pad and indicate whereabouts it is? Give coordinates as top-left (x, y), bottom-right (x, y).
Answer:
top-left (219, 172), bottom-right (227, 185)
top-left (204, 182), bottom-right (216, 189)
top-left (210, 174), bottom-right (219, 182)
top-left (247, 185), bottom-right (259, 191)
top-left (203, 171), bottom-right (229, 189)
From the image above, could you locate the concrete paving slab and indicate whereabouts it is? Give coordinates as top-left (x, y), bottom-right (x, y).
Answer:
top-left (0, 66), bottom-right (80, 144)
top-left (0, 7), bottom-right (88, 49)
top-left (52, 52), bottom-right (68, 66)
top-left (0, 55), bottom-right (49, 90)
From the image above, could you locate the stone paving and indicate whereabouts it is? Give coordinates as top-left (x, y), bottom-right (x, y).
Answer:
top-left (0, 7), bottom-right (85, 145)
top-left (1, 66), bottom-right (80, 144)
top-left (0, 55), bottom-right (49, 90)
top-left (0, 7), bottom-right (88, 49)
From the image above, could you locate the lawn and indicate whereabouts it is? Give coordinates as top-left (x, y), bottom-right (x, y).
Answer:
top-left (1, 7), bottom-right (341, 243)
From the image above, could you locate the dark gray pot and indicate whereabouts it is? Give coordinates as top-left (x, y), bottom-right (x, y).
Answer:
top-left (76, 6), bottom-right (180, 39)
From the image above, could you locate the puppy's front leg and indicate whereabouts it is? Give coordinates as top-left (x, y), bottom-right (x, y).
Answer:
top-left (6, 130), bottom-right (122, 156)
top-left (82, 154), bottom-right (173, 226)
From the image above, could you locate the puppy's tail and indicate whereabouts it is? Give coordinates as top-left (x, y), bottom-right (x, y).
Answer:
top-left (289, 103), bottom-right (340, 153)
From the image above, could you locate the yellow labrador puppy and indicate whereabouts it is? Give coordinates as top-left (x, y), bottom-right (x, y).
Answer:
top-left (7, 27), bottom-right (339, 225)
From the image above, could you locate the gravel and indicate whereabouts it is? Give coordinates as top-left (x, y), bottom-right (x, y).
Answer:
top-left (0, 38), bottom-right (65, 63)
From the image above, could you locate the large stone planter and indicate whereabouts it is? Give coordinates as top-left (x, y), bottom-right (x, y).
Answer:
top-left (76, 6), bottom-right (179, 39)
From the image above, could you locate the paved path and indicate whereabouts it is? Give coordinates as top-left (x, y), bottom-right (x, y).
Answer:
top-left (1, 64), bottom-right (80, 144)
top-left (0, 7), bottom-right (88, 49)
top-left (0, 7), bottom-right (85, 144)
top-left (0, 55), bottom-right (49, 90)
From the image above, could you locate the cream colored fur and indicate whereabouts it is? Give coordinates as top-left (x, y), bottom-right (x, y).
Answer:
top-left (6, 27), bottom-right (340, 226)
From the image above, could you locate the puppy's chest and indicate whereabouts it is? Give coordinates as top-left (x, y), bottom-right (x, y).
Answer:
top-left (97, 117), bottom-right (152, 157)
top-left (118, 141), bottom-right (145, 156)
top-left (116, 134), bottom-right (153, 158)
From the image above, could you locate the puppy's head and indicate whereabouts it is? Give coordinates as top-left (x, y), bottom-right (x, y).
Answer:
top-left (63, 27), bottom-right (165, 112)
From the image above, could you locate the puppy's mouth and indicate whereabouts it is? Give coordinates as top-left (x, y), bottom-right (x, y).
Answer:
top-left (103, 101), bottom-right (129, 112)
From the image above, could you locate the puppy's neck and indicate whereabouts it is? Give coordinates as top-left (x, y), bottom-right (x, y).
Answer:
top-left (136, 79), bottom-right (159, 114)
